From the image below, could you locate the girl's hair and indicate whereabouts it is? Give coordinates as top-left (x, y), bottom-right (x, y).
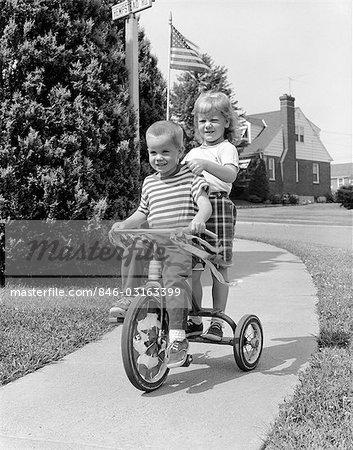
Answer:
top-left (193, 91), bottom-right (240, 144)
top-left (146, 120), bottom-right (184, 151)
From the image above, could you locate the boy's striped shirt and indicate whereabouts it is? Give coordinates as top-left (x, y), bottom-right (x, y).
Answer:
top-left (137, 165), bottom-right (208, 228)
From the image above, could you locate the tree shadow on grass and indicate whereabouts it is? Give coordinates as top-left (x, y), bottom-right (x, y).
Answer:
top-left (144, 335), bottom-right (316, 397)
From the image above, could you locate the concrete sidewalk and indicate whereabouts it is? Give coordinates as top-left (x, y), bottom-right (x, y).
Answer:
top-left (0, 239), bottom-right (319, 450)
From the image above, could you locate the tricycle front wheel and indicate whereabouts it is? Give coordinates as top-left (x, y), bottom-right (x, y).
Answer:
top-left (233, 314), bottom-right (263, 371)
top-left (121, 294), bottom-right (169, 392)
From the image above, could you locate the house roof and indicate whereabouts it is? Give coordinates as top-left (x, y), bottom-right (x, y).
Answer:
top-left (240, 107), bottom-right (332, 162)
top-left (240, 110), bottom-right (281, 158)
top-left (246, 116), bottom-right (265, 128)
top-left (331, 163), bottom-right (353, 178)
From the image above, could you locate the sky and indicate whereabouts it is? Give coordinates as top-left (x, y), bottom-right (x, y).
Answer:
top-left (136, 0), bottom-right (352, 164)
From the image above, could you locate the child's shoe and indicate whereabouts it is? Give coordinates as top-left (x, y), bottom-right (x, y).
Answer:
top-left (166, 338), bottom-right (189, 368)
top-left (186, 319), bottom-right (203, 337)
top-left (202, 321), bottom-right (223, 341)
top-left (108, 296), bottom-right (132, 323)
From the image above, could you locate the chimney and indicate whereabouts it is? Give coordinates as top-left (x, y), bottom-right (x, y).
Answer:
top-left (279, 94), bottom-right (296, 191)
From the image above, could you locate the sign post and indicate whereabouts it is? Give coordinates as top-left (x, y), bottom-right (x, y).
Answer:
top-left (125, 13), bottom-right (139, 152)
top-left (112, 0), bottom-right (154, 172)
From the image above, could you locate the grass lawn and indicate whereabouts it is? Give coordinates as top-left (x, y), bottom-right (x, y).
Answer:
top-left (0, 280), bottom-right (115, 385)
top-left (234, 237), bottom-right (353, 449)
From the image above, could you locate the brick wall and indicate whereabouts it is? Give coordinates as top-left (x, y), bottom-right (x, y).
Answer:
top-left (267, 158), bottom-right (331, 197)
top-left (295, 160), bottom-right (331, 197)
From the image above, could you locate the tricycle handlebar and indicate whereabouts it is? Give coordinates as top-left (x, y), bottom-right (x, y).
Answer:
top-left (111, 227), bottom-right (217, 240)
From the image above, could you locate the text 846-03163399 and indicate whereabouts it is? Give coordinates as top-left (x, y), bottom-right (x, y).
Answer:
top-left (98, 287), bottom-right (181, 297)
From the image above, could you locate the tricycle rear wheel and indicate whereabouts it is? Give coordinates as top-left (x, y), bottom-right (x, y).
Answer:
top-left (233, 314), bottom-right (263, 371)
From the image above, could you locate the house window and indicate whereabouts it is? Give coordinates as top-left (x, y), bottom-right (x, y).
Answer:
top-left (338, 177), bottom-right (349, 187)
top-left (296, 161), bottom-right (299, 182)
top-left (313, 163), bottom-right (319, 183)
top-left (268, 158), bottom-right (275, 180)
top-left (241, 123), bottom-right (251, 143)
top-left (295, 126), bottom-right (304, 142)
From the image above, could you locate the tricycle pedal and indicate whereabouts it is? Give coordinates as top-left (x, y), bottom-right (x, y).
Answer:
top-left (109, 317), bottom-right (124, 325)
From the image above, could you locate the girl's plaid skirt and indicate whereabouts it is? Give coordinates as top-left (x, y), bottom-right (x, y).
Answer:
top-left (205, 192), bottom-right (237, 266)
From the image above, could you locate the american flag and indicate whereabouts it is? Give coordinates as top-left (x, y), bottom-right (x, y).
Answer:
top-left (170, 25), bottom-right (209, 73)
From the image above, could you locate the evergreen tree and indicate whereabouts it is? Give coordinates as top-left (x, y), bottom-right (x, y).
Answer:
top-left (0, 0), bottom-right (139, 221)
top-left (170, 54), bottom-right (244, 151)
top-left (138, 25), bottom-right (166, 179)
top-left (247, 158), bottom-right (270, 202)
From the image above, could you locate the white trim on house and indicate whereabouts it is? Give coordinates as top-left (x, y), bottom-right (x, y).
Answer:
top-left (239, 158), bottom-right (251, 169)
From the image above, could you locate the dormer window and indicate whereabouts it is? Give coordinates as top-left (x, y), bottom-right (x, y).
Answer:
top-left (295, 125), bottom-right (304, 142)
top-left (240, 121), bottom-right (251, 143)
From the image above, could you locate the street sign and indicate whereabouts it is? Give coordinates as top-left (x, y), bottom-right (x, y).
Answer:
top-left (112, 1), bottom-right (130, 21)
top-left (112, 0), bottom-right (153, 21)
top-left (131, 0), bottom-right (153, 14)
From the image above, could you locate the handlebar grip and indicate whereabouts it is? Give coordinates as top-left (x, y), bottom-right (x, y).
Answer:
top-left (203, 229), bottom-right (217, 239)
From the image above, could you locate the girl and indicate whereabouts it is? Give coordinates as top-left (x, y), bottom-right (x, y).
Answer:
top-left (183, 91), bottom-right (239, 341)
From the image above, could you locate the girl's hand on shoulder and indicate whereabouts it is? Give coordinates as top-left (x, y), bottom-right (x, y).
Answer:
top-left (186, 159), bottom-right (207, 175)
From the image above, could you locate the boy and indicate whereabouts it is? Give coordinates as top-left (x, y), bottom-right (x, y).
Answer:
top-left (109, 121), bottom-right (211, 367)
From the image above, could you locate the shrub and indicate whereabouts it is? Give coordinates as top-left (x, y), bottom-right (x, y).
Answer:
top-left (317, 196), bottom-right (327, 203)
top-left (247, 158), bottom-right (270, 201)
top-left (325, 192), bottom-right (335, 203)
top-left (288, 194), bottom-right (299, 205)
top-left (269, 193), bottom-right (282, 204)
top-left (248, 194), bottom-right (263, 203)
top-left (335, 185), bottom-right (353, 209)
top-left (282, 193), bottom-right (290, 205)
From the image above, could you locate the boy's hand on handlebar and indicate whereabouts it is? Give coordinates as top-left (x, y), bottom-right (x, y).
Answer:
top-left (188, 219), bottom-right (206, 235)
top-left (109, 221), bottom-right (128, 245)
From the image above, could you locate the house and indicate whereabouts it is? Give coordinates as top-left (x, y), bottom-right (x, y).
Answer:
top-left (238, 95), bottom-right (333, 201)
top-left (330, 163), bottom-right (353, 191)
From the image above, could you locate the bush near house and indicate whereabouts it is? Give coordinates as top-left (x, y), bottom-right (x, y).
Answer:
top-left (232, 157), bottom-right (270, 203)
top-left (247, 158), bottom-right (270, 202)
top-left (335, 185), bottom-right (353, 210)
top-left (282, 193), bottom-right (299, 205)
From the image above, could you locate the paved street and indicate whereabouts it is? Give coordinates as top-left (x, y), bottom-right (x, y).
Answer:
top-left (0, 240), bottom-right (318, 450)
top-left (236, 204), bottom-right (352, 250)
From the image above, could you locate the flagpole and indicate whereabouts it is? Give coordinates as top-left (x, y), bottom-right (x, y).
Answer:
top-left (166, 12), bottom-right (172, 120)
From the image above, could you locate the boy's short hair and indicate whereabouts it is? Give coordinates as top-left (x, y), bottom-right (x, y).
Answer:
top-left (146, 120), bottom-right (184, 150)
